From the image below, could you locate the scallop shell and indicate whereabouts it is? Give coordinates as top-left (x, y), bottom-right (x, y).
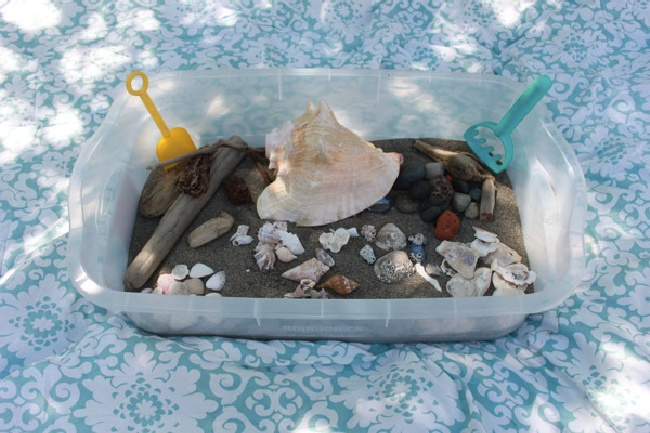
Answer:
top-left (446, 267), bottom-right (492, 297)
top-left (315, 247), bottom-right (335, 267)
top-left (254, 243), bottom-right (276, 272)
top-left (319, 228), bottom-right (351, 253)
top-left (275, 245), bottom-right (298, 263)
top-left (435, 241), bottom-right (479, 279)
top-left (281, 258), bottom-right (330, 283)
top-left (206, 271), bottom-right (226, 291)
top-left (315, 274), bottom-right (360, 296)
top-left (375, 223), bottom-right (407, 251)
top-left (171, 264), bottom-right (189, 280)
top-left (189, 263), bottom-right (214, 279)
top-left (257, 100), bottom-right (402, 227)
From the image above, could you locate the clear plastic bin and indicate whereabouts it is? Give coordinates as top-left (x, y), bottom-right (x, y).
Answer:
top-left (67, 69), bottom-right (586, 342)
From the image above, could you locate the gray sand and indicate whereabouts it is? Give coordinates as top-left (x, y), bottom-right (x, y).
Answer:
top-left (128, 138), bottom-right (531, 298)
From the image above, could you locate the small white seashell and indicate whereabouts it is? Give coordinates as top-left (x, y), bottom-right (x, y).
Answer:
top-left (152, 286), bottom-right (164, 295)
top-left (156, 273), bottom-right (175, 293)
top-left (360, 244), bottom-right (376, 265)
top-left (184, 278), bottom-right (205, 295)
top-left (470, 239), bottom-right (499, 257)
top-left (206, 271), bottom-right (226, 291)
top-left (141, 287), bottom-right (153, 294)
top-left (189, 263), bottom-right (214, 279)
top-left (315, 247), bottom-right (335, 267)
top-left (482, 242), bottom-right (522, 267)
top-left (319, 228), bottom-right (351, 253)
top-left (407, 233), bottom-right (428, 246)
top-left (415, 263), bottom-right (442, 292)
top-left (257, 221), bottom-right (283, 244)
top-left (281, 258), bottom-right (330, 283)
top-left (206, 292), bottom-right (223, 297)
top-left (491, 260), bottom-right (536, 285)
top-left (169, 281), bottom-right (188, 295)
top-left (254, 243), bottom-right (276, 272)
top-left (361, 225), bottom-right (377, 242)
top-left (171, 264), bottom-right (189, 280)
top-left (473, 227), bottom-right (499, 243)
top-left (284, 279), bottom-right (316, 298)
top-left (440, 259), bottom-right (456, 277)
top-left (231, 226), bottom-right (253, 246)
top-left (347, 227), bottom-right (360, 237)
top-left (275, 244), bottom-right (298, 263)
top-left (278, 231), bottom-right (305, 255)
top-left (375, 223), bottom-right (407, 251)
top-left (492, 272), bottom-right (526, 296)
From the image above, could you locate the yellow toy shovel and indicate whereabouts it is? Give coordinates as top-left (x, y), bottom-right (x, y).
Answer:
top-left (126, 71), bottom-right (197, 165)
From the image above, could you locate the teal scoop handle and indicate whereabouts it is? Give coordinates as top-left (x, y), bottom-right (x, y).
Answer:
top-left (494, 75), bottom-right (552, 137)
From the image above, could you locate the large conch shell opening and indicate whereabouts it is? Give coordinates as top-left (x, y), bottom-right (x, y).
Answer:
top-left (256, 100), bottom-right (403, 227)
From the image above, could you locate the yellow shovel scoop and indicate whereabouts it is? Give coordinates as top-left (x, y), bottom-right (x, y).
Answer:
top-left (126, 70), bottom-right (197, 165)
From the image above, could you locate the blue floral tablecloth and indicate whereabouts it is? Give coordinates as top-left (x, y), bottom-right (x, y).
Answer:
top-left (1, 1), bottom-right (648, 432)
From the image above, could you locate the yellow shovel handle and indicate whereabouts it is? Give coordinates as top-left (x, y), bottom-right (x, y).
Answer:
top-left (126, 71), bottom-right (170, 138)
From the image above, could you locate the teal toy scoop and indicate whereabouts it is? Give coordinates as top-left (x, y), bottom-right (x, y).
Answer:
top-left (464, 75), bottom-right (552, 174)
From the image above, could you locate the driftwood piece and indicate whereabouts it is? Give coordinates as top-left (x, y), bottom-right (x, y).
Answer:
top-left (138, 166), bottom-right (182, 218)
top-left (480, 177), bottom-right (496, 221)
top-left (187, 212), bottom-right (235, 248)
top-left (125, 136), bottom-right (248, 289)
top-left (413, 140), bottom-right (493, 181)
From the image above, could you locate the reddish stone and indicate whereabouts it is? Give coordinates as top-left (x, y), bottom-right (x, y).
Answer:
top-left (434, 210), bottom-right (461, 240)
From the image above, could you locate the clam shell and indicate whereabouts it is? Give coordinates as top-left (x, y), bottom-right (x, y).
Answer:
top-left (206, 271), bottom-right (226, 291)
top-left (257, 101), bottom-right (402, 227)
top-left (281, 258), bottom-right (330, 283)
top-left (446, 267), bottom-right (492, 297)
top-left (375, 223), bottom-right (407, 251)
top-left (185, 278), bottom-right (205, 295)
top-left (374, 251), bottom-right (415, 283)
top-left (169, 281), bottom-right (188, 295)
top-left (482, 242), bottom-right (522, 267)
top-left (171, 265), bottom-right (189, 280)
top-left (189, 263), bottom-right (214, 279)
top-left (473, 227), bottom-right (498, 243)
top-left (315, 274), bottom-right (360, 296)
top-left (156, 273), bottom-right (176, 294)
top-left (435, 241), bottom-right (479, 279)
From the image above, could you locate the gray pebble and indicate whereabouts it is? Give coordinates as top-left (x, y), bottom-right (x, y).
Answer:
top-left (409, 179), bottom-right (430, 201)
top-left (394, 158), bottom-right (426, 190)
top-left (419, 205), bottom-right (444, 222)
top-left (465, 202), bottom-right (480, 219)
top-left (425, 162), bottom-right (445, 179)
top-left (452, 180), bottom-right (470, 193)
top-left (395, 194), bottom-right (420, 214)
top-left (452, 193), bottom-right (472, 213)
top-left (469, 187), bottom-right (482, 202)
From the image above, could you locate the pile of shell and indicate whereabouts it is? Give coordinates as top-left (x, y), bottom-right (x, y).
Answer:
top-left (143, 263), bottom-right (225, 297)
top-left (436, 227), bottom-right (536, 297)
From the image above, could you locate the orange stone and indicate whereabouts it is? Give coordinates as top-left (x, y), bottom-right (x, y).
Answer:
top-left (434, 210), bottom-right (460, 240)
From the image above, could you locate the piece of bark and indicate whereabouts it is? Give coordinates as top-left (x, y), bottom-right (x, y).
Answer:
top-left (125, 136), bottom-right (248, 289)
top-left (414, 140), bottom-right (493, 181)
top-left (480, 177), bottom-right (496, 221)
top-left (138, 166), bottom-right (181, 218)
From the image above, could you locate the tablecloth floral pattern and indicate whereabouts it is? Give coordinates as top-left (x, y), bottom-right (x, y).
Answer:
top-left (1, 1), bottom-right (648, 432)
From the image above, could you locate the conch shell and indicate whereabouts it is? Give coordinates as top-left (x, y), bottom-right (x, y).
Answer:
top-left (257, 101), bottom-right (402, 227)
